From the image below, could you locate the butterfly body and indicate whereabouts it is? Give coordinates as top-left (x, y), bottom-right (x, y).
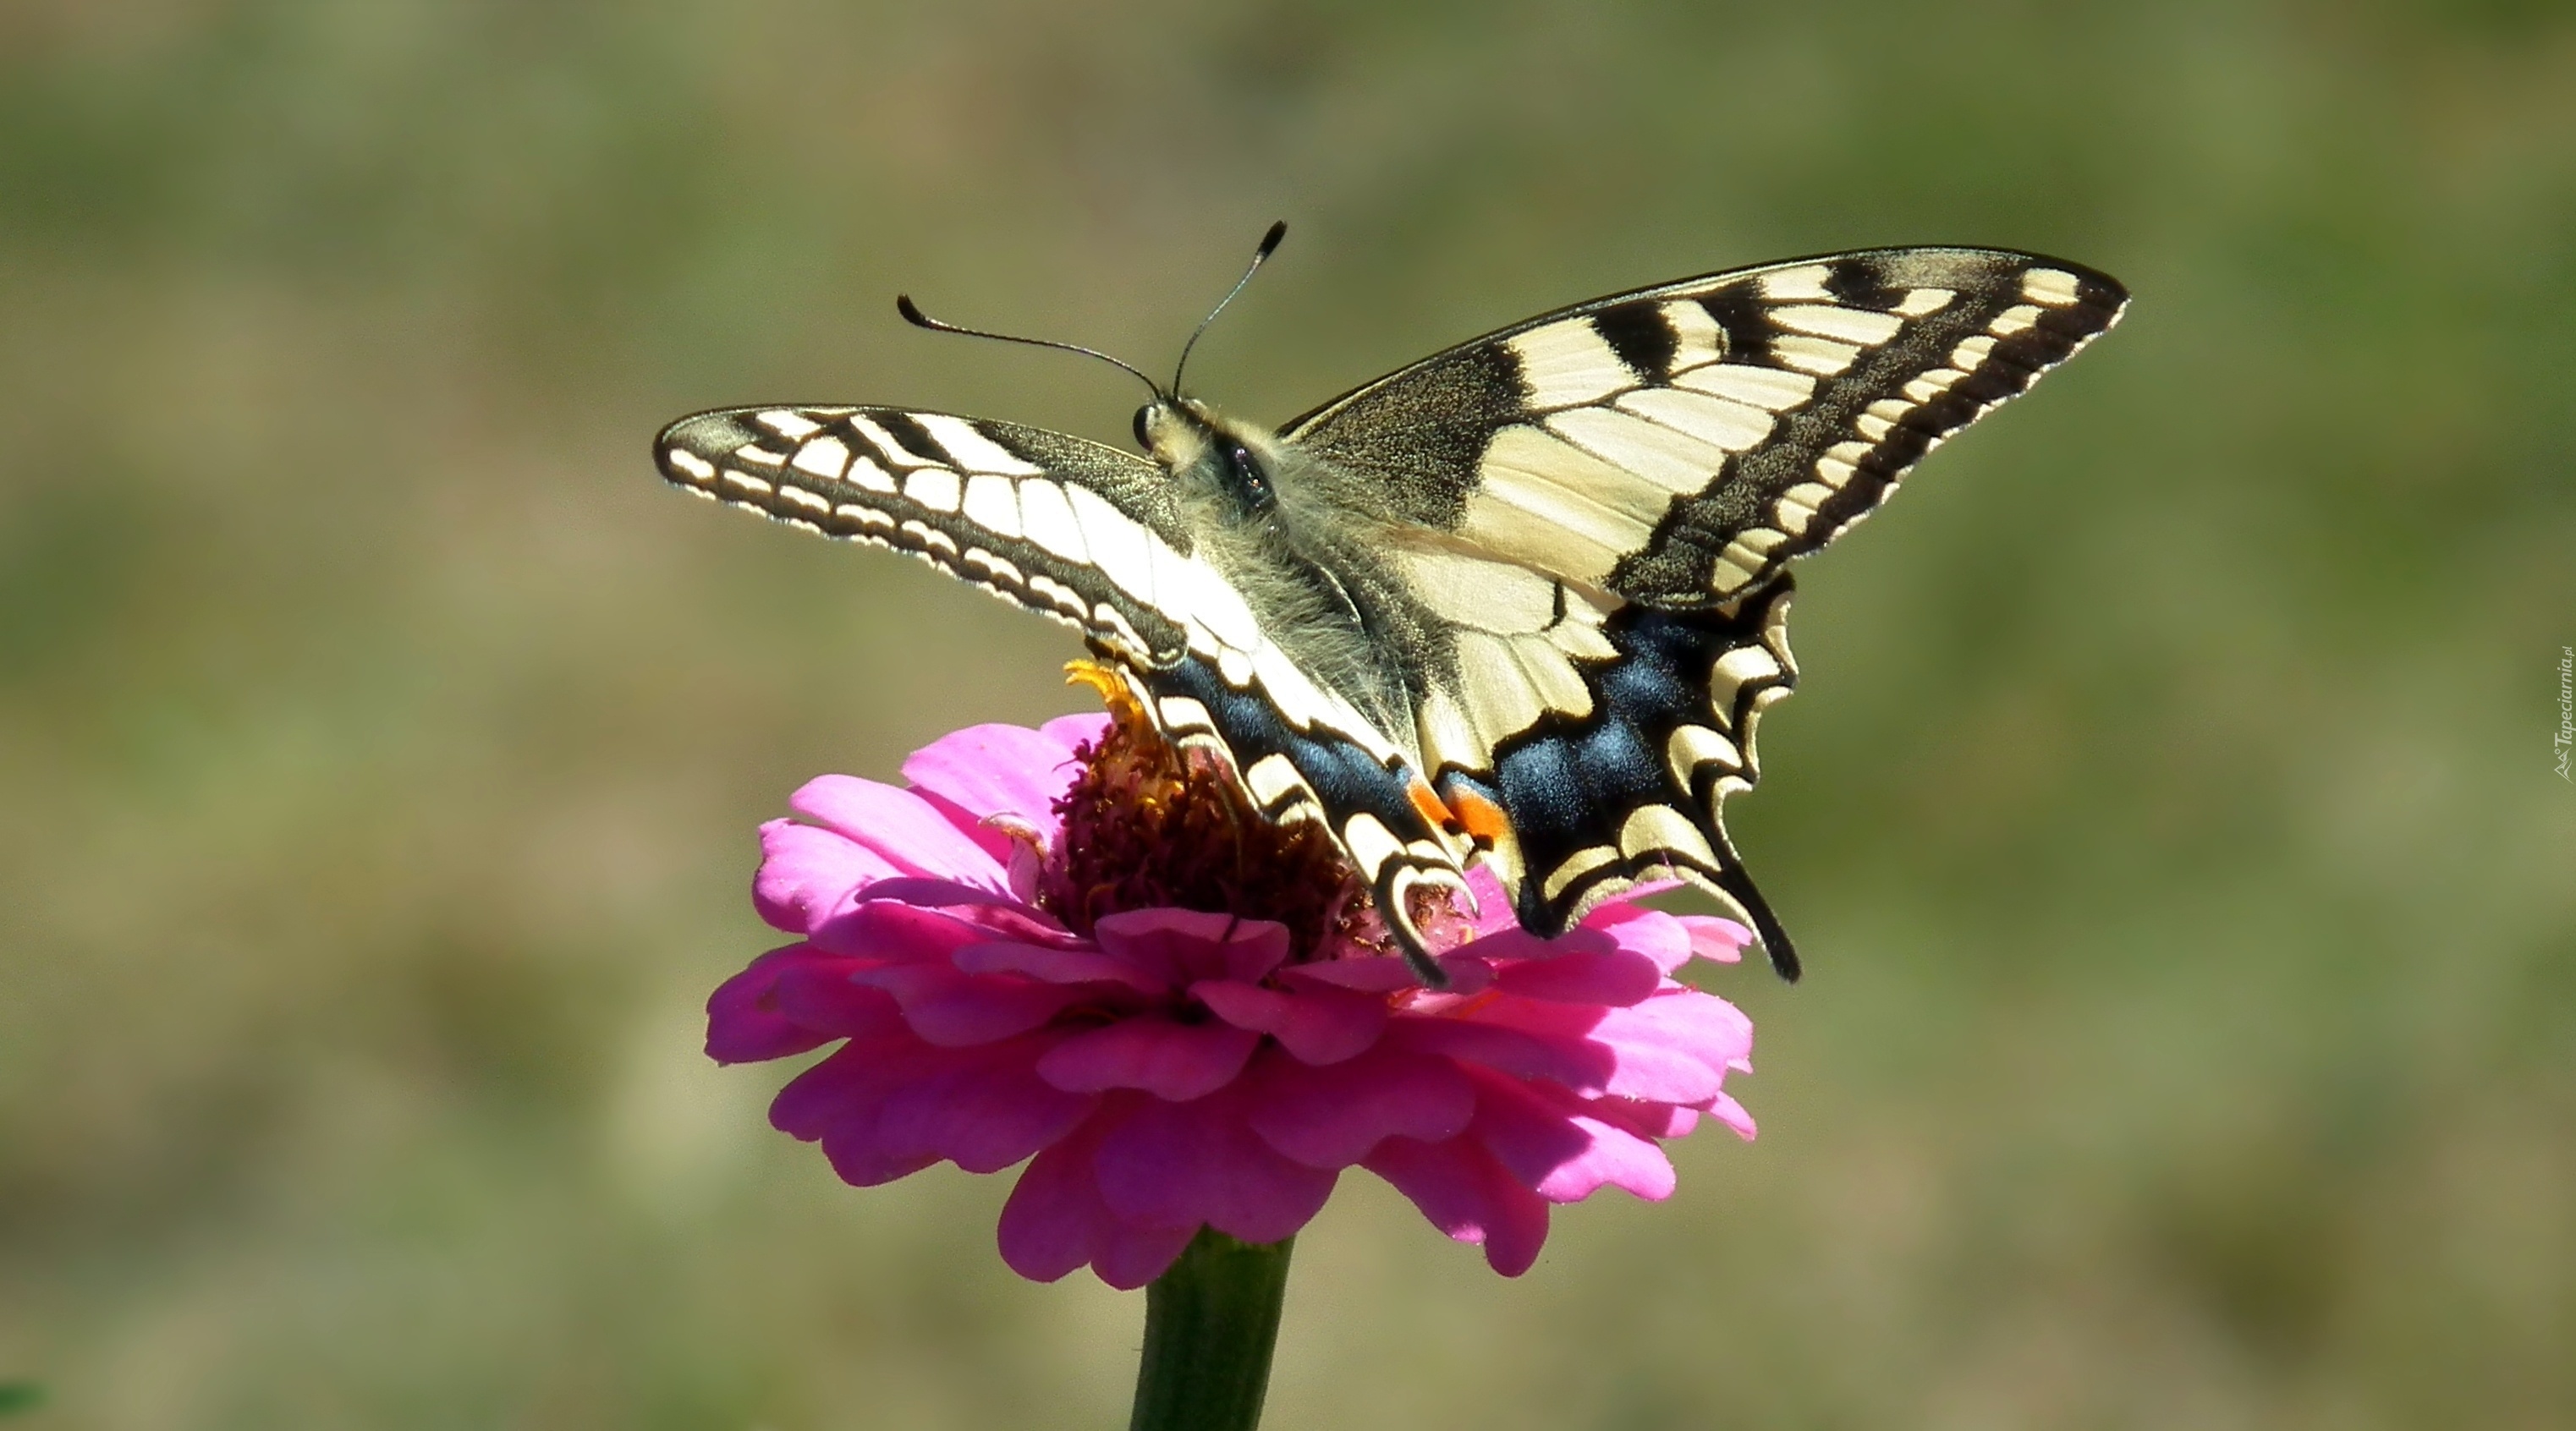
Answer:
top-left (1133, 399), bottom-right (1408, 734)
top-left (658, 244), bottom-right (2127, 985)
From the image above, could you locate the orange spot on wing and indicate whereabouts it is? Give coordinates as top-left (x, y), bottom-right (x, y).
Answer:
top-left (1406, 778), bottom-right (1451, 833)
top-left (1446, 788), bottom-right (1510, 847)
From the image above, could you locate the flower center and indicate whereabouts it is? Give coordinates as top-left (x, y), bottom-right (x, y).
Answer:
top-left (1036, 663), bottom-right (1369, 962)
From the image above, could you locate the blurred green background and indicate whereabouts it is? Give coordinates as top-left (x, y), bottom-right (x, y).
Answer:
top-left (3, 1), bottom-right (2572, 1427)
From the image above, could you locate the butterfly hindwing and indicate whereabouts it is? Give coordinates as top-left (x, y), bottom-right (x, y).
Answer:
top-left (1441, 579), bottom-right (1802, 970)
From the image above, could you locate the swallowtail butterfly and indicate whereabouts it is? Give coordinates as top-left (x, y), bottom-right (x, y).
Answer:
top-left (656, 228), bottom-right (2126, 986)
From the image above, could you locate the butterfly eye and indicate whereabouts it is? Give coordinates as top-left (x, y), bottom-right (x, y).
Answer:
top-left (1133, 403), bottom-right (1158, 451)
top-left (1226, 442), bottom-right (1275, 512)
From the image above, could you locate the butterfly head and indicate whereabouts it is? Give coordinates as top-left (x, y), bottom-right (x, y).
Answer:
top-left (1134, 397), bottom-right (1283, 518)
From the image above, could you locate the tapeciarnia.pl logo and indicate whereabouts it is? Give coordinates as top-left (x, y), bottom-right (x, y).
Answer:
top-left (2557, 645), bottom-right (2573, 782)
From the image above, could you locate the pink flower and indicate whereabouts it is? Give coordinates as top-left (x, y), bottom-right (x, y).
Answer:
top-left (707, 707), bottom-right (1758, 1289)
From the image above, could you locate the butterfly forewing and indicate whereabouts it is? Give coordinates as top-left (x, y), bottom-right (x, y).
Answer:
top-left (1285, 247), bottom-right (2127, 605)
top-left (656, 405), bottom-right (1200, 664)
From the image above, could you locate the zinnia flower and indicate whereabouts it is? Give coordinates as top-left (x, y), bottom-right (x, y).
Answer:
top-left (706, 682), bottom-right (1758, 1289)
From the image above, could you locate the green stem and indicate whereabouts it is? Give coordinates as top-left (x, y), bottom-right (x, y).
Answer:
top-left (1128, 1228), bottom-right (1295, 1431)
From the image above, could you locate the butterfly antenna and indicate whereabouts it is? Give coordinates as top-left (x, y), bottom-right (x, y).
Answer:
top-left (896, 295), bottom-right (1164, 400)
top-left (1170, 220), bottom-right (1288, 396)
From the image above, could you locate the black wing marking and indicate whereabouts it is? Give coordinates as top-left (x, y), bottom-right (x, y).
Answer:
top-left (1283, 247), bottom-right (2128, 606)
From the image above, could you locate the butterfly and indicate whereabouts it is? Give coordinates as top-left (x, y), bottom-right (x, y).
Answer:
top-left (656, 226), bottom-right (2126, 987)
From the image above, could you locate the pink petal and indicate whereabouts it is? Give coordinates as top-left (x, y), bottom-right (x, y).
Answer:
top-left (1038, 713), bottom-right (1112, 751)
top-left (1091, 1222), bottom-right (1202, 1291)
top-left (1674, 915), bottom-right (1753, 964)
top-left (1191, 979), bottom-right (1387, 1065)
top-left (706, 946), bottom-right (865, 1064)
top-left (1035, 1014), bottom-right (1261, 1100)
top-left (1385, 1017), bottom-right (1620, 1096)
top-left (1282, 957), bottom-right (1428, 994)
top-left (768, 1037), bottom-right (942, 1185)
top-left (849, 876), bottom-right (1045, 914)
top-left (900, 721), bottom-right (1085, 851)
top-left (1589, 1098), bottom-right (1699, 1140)
top-left (805, 897), bottom-right (1001, 963)
top-left (1534, 1114), bottom-right (1673, 1202)
top-left (1466, 1069), bottom-right (1677, 1203)
top-left (788, 774), bottom-right (1008, 890)
top-left (1428, 955), bottom-right (1497, 993)
top-left (1596, 987), bottom-right (1755, 1083)
top-left (1284, 953), bottom-right (1491, 996)
top-left (766, 1036), bottom-right (914, 1136)
top-left (769, 953), bottom-right (909, 1039)
top-left (852, 961), bottom-right (1087, 1046)
top-left (1489, 946), bottom-right (1665, 1006)
top-left (868, 1045), bottom-right (1098, 1174)
top-left (1582, 904), bottom-right (1694, 973)
top-left (997, 1104), bottom-right (1196, 1287)
top-left (1365, 1135), bottom-right (1551, 1276)
top-left (1459, 864), bottom-right (1520, 937)
top-left (1456, 923), bottom-right (1616, 965)
top-left (1707, 1090), bottom-right (1757, 1140)
top-left (1095, 1085), bottom-right (1338, 1245)
top-left (1244, 1044), bottom-right (1475, 1167)
top-left (862, 890), bottom-right (1082, 948)
top-left (1092, 909), bottom-right (1289, 986)
top-left (772, 1034), bottom-right (1093, 1186)
top-left (1405, 990), bottom-right (1740, 1104)
top-left (754, 819), bottom-right (898, 934)
top-left (996, 1090), bottom-right (1205, 1289)
top-left (997, 1122), bottom-right (1112, 1282)
top-left (953, 940), bottom-right (1167, 993)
